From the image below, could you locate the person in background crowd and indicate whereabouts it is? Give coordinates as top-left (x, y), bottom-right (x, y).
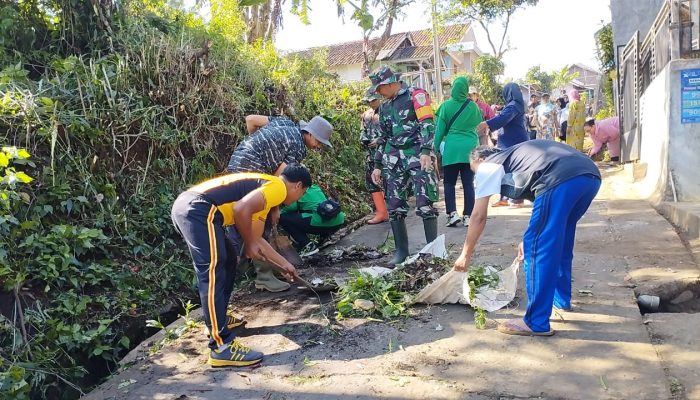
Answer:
top-left (226, 114), bottom-right (333, 293)
top-left (535, 93), bottom-right (558, 140)
top-left (586, 99), bottom-right (595, 117)
top-left (584, 116), bottom-right (621, 162)
top-left (279, 184), bottom-right (345, 257)
top-left (171, 165), bottom-right (311, 367)
top-left (526, 94), bottom-right (540, 141)
top-left (566, 90), bottom-right (586, 151)
top-left (469, 86), bottom-right (496, 146)
top-left (490, 104), bottom-right (504, 146)
top-left (434, 76), bottom-right (482, 228)
top-left (556, 97), bottom-right (569, 142)
top-left (369, 66), bottom-right (439, 266)
top-left (360, 89), bottom-right (389, 225)
top-left (477, 83), bottom-right (529, 149)
top-left (476, 83), bottom-right (529, 207)
top-left (453, 142), bottom-right (601, 336)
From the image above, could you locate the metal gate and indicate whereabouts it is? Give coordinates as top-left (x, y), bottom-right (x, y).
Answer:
top-left (619, 32), bottom-right (640, 162)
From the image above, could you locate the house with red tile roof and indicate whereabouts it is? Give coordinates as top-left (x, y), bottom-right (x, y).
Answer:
top-left (290, 23), bottom-right (483, 89)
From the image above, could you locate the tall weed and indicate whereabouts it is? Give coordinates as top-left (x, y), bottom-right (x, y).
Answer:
top-left (0, 3), bottom-right (368, 398)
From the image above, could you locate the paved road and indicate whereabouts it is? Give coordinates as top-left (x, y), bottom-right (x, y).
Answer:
top-left (85, 165), bottom-right (698, 400)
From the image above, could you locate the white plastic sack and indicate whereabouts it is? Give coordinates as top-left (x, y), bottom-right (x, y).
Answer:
top-left (414, 270), bottom-right (468, 304)
top-left (357, 266), bottom-right (394, 278)
top-left (463, 259), bottom-right (520, 312)
top-left (403, 234), bottom-right (448, 265)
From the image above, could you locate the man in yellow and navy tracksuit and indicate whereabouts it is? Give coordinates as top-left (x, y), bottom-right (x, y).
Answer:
top-left (171, 164), bottom-right (311, 367)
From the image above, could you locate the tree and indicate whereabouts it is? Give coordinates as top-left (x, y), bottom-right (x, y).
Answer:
top-left (343, 0), bottom-right (411, 77)
top-left (550, 66), bottom-right (579, 96)
top-left (240, 0), bottom-right (285, 44)
top-left (291, 0), bottom-right (413, 77)
top-left (525, 65), bottom-right (553, 94)
top-left (0, 0), bottom-right (119, 70)
top-left (594, 22), bottom-right (616, 118)
top-left (437, 0), bottom-right (538, 60)
top-left (595, 23), bottom-right (615, 73)
top-left (468, 54), bottom-right (504, 104)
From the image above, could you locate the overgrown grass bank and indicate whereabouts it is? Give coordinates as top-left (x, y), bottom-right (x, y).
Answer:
top-left (0, 1), bottom-right (369, 398)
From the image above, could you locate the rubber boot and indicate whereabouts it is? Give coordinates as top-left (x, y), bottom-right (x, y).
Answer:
top-left (254, 262), bottom-right (290, 292)
top-left (368, 191), bottom-right (389, 224)
top-left (423, 217), bottom-right (438, 244)
top-left (389, 219), bottom-right (409, 266)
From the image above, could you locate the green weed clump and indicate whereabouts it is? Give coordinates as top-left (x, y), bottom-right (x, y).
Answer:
top-left (335, 270), bottom-right (409, 320)
top-left (0, 1), bottom-right (369, 398)
top-left (467, 265), bottom-right (500, 329)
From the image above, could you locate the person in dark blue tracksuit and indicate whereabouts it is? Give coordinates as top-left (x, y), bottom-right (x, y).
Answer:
top-left (453, 140), bottom-right (601, 336)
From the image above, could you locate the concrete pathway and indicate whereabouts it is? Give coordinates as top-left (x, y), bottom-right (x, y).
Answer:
top-left (84, 166), bottom-right (699, 400)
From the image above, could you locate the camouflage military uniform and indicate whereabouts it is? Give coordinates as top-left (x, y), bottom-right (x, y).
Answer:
top-left (360, 107), bottom-right (383, 193)
top-left (373, 83), bottom-right (439, 221)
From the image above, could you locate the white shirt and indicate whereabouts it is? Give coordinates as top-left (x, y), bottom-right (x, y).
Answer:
top-left (474, 162), bottom-right (505, 199)
top-left (559, 104), bottom-right (569, 124)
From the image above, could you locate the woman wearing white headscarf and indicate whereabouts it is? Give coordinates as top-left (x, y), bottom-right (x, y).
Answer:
top-left (535, 93), bottom-right (558, 140)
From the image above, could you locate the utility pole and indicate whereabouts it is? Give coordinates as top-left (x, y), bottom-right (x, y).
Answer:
top-left (431, 0), bottom-right (443, 103)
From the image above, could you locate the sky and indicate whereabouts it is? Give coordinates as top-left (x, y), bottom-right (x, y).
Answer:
top-left (274, 0), bottom-right (612, 80)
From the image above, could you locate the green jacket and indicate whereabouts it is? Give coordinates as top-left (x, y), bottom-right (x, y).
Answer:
top-left (280, 184), bottom-right (345, 227)
top-left (434, 76), bottom-right (482, 166)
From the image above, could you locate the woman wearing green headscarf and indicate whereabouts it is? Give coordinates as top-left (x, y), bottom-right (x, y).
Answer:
top-left (434, 76), bottom-right (483, 227)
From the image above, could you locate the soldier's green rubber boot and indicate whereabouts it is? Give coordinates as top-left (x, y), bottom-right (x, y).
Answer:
top-left (254, 262), bottom-right (290, 292)
top-left (389, 219), bottom-right (409, 266)
top-left (423, 217), bottom-right (438, 244)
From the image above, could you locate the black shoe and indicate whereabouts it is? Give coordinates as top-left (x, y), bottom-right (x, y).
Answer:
top-left (299, 242), bottom-right (319, 257)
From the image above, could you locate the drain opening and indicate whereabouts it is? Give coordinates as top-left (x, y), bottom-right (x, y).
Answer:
top-left (636, 283), bottom-right (700, 314)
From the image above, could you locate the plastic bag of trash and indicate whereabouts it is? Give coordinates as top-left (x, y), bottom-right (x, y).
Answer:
top-left (463, 259), bottom-right (520, 312)
top-left (414, 270), bottom-right (468, 304)
top-left (403, 234), bottom-right (448, 265)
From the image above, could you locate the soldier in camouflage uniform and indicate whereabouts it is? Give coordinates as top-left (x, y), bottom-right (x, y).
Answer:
top-left (360, 88), bottom-right (389, 224)
top-left (369, 66), bottom-right (439, 265)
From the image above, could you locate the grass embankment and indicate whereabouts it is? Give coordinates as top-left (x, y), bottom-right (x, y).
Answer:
top-left (0, 2), bottom-right (368, 398)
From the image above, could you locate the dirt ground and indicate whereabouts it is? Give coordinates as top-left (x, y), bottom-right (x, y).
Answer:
top-left (84, 164), bottom-right (700, 400)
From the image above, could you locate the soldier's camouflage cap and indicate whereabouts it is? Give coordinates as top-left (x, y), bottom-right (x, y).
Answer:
top-left (363, 86), bottom-right (383, 102)
top-left (369, 66), bottom-right (401, 92)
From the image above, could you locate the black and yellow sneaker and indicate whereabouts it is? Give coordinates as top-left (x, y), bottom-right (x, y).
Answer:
top-left (209, 340), bottom-right (263, 367)
top-left (226, 310), bottom-right (247, 330)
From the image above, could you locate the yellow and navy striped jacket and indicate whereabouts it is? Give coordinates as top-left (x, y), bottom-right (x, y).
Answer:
top-left (189, 172), bottom-right (286, 226)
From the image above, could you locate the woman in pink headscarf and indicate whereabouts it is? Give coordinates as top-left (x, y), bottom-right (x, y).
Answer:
top-left (566, 90), bottom-right (585, 151)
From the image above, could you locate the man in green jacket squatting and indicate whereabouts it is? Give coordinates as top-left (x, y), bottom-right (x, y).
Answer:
top-left (279, 184), bottom-right (345, 257)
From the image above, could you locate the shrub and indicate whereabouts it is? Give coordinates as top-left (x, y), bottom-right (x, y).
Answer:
top-left (0, 2), bottom-right (369, 398)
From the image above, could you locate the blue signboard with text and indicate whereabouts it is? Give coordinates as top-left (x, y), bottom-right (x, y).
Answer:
top-left (682, 68), bottom-right (700, 124)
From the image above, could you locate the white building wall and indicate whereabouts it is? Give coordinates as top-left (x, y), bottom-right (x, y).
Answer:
top-left (637, 64), bottom-right (670, 202)
top-left (636, 59), bottom-right (700, 202)
top-left (329, 63), bottom-right (363, 83)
